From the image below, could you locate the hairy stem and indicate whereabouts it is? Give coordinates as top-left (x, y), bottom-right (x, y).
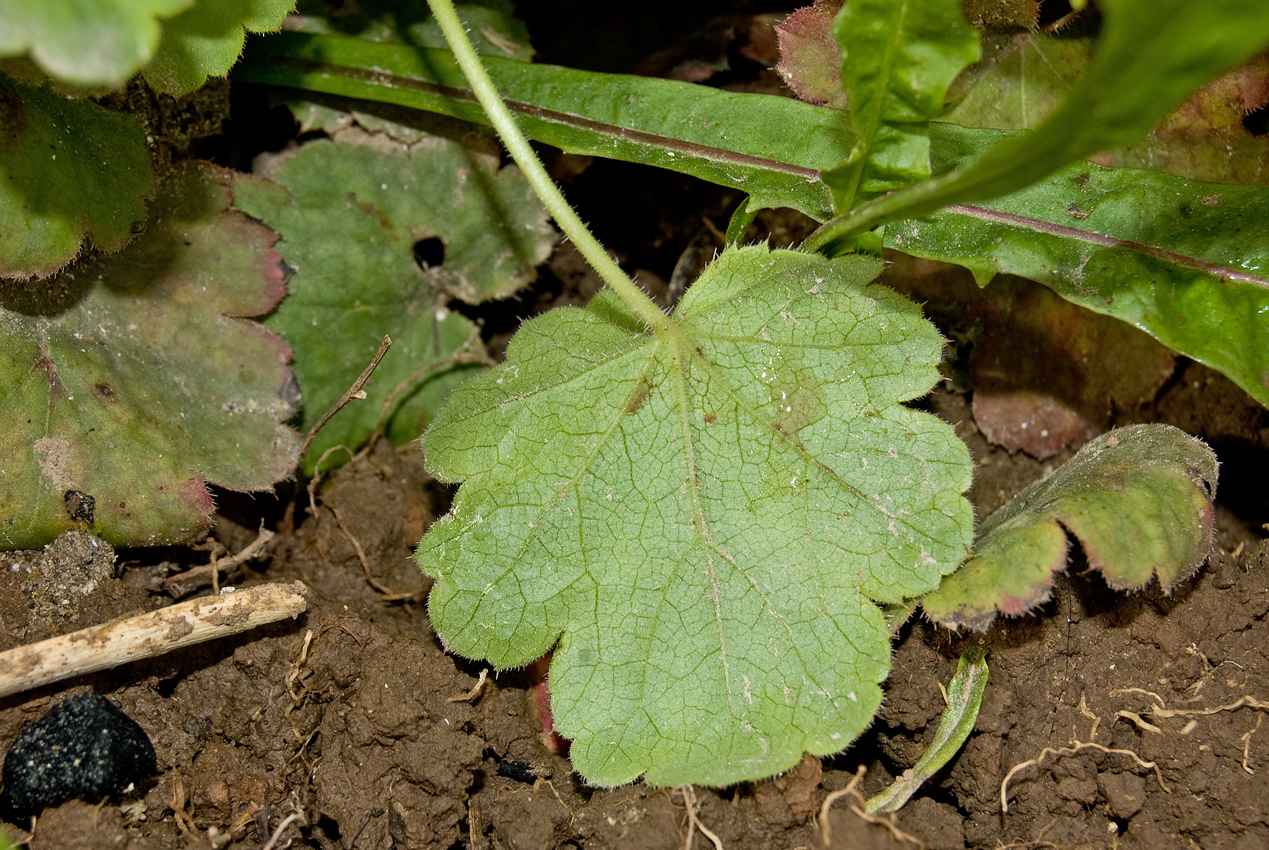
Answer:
top-left (425, 0), bottom-right (669, 333)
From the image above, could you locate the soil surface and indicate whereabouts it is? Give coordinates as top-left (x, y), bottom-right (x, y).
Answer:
top-left (4, 6), bottom-right (1269, 849)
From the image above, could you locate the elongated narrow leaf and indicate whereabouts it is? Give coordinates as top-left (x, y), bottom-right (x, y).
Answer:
top-left (865, 646), bottom-right (988, 813)
top-left (823, 0), bottom-right (979, 211)
top-left (417, 246), bottom-right (974, 786)
top-left (923, 425), bottom-right (1217, 630)
top-left (809, 0), bottom-right (1269, 246)
top-left (236, 32), bottom-right (854, 220)
top-left (886, 125), bottom-right (1269, 408)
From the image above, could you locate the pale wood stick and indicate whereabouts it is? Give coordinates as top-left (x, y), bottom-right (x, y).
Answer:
top-left (0, 581), bottom-right (309, 699)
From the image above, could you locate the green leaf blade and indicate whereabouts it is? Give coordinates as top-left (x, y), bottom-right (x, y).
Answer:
top-left (824, 0), bottom-right (979, 210)
top-left (0, 74), bottom-right (153, 278)
top-left (887, 125), bottom-right (1269, 407)
top-left (236, 32), bottom-right (855, 220)
top-left (142, 0), bottom-right (294, 96)
top-left (0, 0), bottom-right (191, 87)
top-left (418, 246), bottom-right (974, 785)
top-left (0, 163), bottom-right (299, 548)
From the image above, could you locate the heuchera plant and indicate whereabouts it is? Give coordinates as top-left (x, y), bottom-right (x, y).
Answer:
top-left (393, 0), bottom-right (1242, 786)
top-left (1, 0), bottom-right (1261, 791)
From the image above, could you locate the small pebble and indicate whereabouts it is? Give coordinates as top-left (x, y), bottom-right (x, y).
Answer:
top-left (2, 691), bottom-right (156, 816)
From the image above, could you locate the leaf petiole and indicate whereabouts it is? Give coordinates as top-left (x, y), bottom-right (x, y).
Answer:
top-left (424, 0), bottom-right (669, 334)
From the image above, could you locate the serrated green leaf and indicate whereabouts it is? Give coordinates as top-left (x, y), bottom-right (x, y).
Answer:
top-left (232, 132), bottom-right (554, 472)
top-left (417, 246), bottom-right (974, 786)
top-left (810, 0), bottom-right (1269, 248)
top-left (822, 0), bottom-right (980, 211)
top-left (0, 162), bottom-right (299, 549)
top-left (235, 32), bottom-right (856, 220)
top-left (0, 73), bottom-right (153, 279)
top-left (0, 0), bottom-right (191, 87)
top-left (923, 424), bottom-right (1217, 631)
top-left (886, 124), bottom-right (1269, 408)
top-left (143, 0), bottom-right (294, 96)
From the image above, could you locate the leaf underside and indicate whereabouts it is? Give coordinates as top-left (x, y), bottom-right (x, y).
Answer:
top-left (417, 246), bottom-right (973, 786)
top-left (922, 424), bottom-right (1218, 631)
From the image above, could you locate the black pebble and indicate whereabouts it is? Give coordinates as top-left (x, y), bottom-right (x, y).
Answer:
top-left (2, 692), bottom-right (156, 816)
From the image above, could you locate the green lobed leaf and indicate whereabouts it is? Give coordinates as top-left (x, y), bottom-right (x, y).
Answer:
top-left (0, 162), bottom-right (299, 549)
top-left (143, 0), bottom-right (294, 97)
top-left (886, 124), bottom-right (1269, 409)
top-left (417, 246), bottom-right (974, 786)
top-left (809, 0), bottom-right (1269, 248)
top-left (0, 73), bottom-right (154, 279)
top-left (0, 0), bottom-right (191, 87)
top-left (822, 0), bottom-right (980, 211)
top-left (235, 32), bottom-right (856, 220)
top-left (923, 424), bottom-right (1218, 631)
top-left (232, 131), bottom-right (554, 472)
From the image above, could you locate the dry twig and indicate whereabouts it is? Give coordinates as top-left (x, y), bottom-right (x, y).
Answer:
top-left (299, 335), bottom-right (392, 461)
top-left (163, 525), bottom-right (276, 592)
top-left (0, 582), bottom-right (308, 699)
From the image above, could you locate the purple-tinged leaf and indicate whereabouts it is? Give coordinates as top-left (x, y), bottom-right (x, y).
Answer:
top-left (775, 0), bottom-right (848, 109)
top-left (923, 424), bottom-right (1218, 631)
top-left (0, 162), bottom-right (299, 548)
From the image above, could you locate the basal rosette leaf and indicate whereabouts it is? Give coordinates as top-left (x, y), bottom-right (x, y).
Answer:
top-left (417, 246), bottom-right (974, 786)
top-left (0, 73), bottom-right (153, 279)
top-left (0, 162), bottom-right (299, 549)
top-left (233, 131), bottom-right (554, 472)
top-left (286, 0), bottom-right (534, 143)
top-left (236, 32), bottom-right (856, 221)
top-left (923, 424), bottom-right (1218, 631)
